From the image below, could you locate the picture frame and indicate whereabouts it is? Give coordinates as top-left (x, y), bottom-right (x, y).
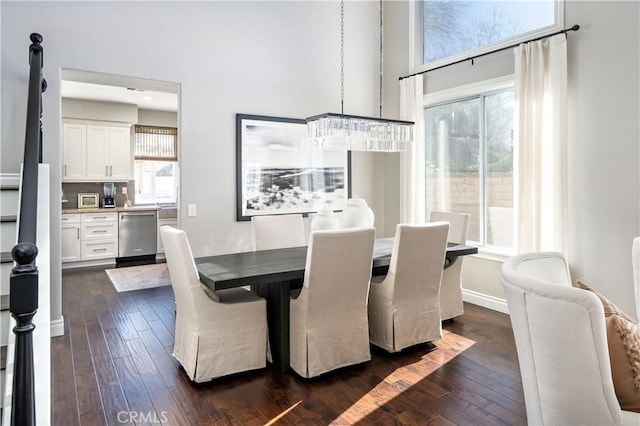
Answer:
top-left (78, 193), bottom-right (100, 209)
top-left (236, 114), bottom-right (351, 221)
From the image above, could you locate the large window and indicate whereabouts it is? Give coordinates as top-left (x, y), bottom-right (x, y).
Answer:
top-left (422, 0), bottom-right (561, 68)
top-left (134, 125), bottom-right (178, 205)
top-left (425, 79), bottom-right (514, 253)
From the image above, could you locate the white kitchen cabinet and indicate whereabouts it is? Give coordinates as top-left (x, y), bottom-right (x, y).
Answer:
top-left (62, 124), bottom-right (87, 180)
top-left (81, 239), bottom-right (118, 260)
top-left (157, 218), bottom-right (178, 254)
top-left (81, 220), bottom-right (118, 241)
top-left (62, 122), bottom-right (131, 182)
top-left (80, 213), bottom-right (118, 260)
top-left (62, 212), bottom-right (118, 262)
top-left (85, 125), bottom-right (109, 180)
top-left (108, 127), bottom-right (132, 179)
top-left (61, 214), bottom-right (81, 262)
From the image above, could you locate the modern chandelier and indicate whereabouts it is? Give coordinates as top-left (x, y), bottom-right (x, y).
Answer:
top-left (306, 0), bottom-right (414, 152)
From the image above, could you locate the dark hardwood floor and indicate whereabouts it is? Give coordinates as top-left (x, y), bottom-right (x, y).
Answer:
top-left (53, 266), bottom-right (526, 425)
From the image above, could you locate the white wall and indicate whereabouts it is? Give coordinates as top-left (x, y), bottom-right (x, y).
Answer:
top-left (62, 98), bottom-right (138, 123)
top-left (565, 1), bottom-right (639, 316)
top-left (137, 109), bottom-right (177, 127)
top-left (377, 0), bottom-right (407, 237)
top-left (382, 0), bottom-right (640, 315)
top-left (1, 1), bottom-right (387, 327)
top-left (62, 101), bottom-right (177, 126)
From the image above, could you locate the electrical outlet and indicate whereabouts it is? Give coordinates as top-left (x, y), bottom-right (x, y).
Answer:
top-left (188, 204), bottom-right (197, 217)
top-left (122, 187), bottom-right (127, 194)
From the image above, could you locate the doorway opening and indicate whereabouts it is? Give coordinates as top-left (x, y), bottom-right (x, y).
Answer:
top-left (60, 69), bottom-right (181, 266)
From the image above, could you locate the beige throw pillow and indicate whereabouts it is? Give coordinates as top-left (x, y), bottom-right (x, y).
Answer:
top-left (606, 315), bottom-right (640, 412)
top-left (576, 280), bottom-right (640, 412)
top-left (575, 280), bottom-right (635, 322)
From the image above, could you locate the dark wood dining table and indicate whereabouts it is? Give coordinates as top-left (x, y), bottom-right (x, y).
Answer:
top-left (195, 238), bottom-right (477, 372)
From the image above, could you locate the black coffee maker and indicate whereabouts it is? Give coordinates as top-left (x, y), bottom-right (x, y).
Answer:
top-left (103, 182), bottom-right (116, 208)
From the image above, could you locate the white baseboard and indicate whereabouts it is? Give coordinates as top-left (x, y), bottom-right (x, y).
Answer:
top-left (462, 289), bottom-right (509, 314)
top-left (50, 317), bottom-right (64, 337)
top-left (62, 259), bottom-right (115, 270)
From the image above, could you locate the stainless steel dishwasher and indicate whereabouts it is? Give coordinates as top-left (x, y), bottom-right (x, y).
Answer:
top-left (118, 210), bottom-right (157, 261)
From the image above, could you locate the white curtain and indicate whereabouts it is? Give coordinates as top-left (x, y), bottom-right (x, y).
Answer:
top-left (399, 76), bottom-right (425, 223)
top-left (514, 34), bottom-right (568, 253)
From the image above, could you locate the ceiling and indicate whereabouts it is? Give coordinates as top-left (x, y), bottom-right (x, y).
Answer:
top-left (60, 69), bottom-right (179, 112)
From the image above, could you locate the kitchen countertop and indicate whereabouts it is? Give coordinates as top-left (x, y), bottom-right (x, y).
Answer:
top-left (62, 205), bottom-right (160, 214)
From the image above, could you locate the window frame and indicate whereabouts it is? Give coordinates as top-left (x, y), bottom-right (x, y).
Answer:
top-left (134, 159), bottom-right (179, 206)
top-left (422, 75), bottom-right (515, 256)
top-left (412, 0), bottom-right (564, 73)
top-left (133, 124), bottom-right (180, 206)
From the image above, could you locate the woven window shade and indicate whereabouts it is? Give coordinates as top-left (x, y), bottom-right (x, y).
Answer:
top-left (134, 125), bottom-right (178, 161)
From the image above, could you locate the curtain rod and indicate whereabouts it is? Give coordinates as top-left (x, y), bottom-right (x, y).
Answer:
top-left (399, 24), bottom-right (580, 81)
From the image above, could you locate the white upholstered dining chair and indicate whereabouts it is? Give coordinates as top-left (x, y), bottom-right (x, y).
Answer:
top-left (502, 251), bottom-right (640, 425)
top-left (251, 213), bottom-right (306, 251)
top-left (429, 211), bottom-right (470, 320)
top-left (161, 226), bottom-right (268, 382)
top-left (289, 227), bottom-right (375, 378)
top-left (368, 223), bottom-right (449, 352)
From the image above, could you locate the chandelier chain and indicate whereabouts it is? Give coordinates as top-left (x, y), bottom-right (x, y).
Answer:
top-left (379, 0), bottom-right (384, 119)
top-left (340, 0), bottom-right (345, 115)
top-left (306, 0), bottom-right (414, 153)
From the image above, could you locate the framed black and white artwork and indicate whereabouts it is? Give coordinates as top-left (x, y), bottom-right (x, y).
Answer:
top-left (236, 114), bottom-right (351, 221)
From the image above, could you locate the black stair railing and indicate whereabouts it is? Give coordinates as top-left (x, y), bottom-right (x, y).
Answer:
top-left (9, 32), bottom-right (45, 426)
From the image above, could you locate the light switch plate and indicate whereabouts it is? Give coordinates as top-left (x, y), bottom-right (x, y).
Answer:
top-left (187, 204), bottom-right (197, 217)
top-left (121, 187), bottom-right (127, 194)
